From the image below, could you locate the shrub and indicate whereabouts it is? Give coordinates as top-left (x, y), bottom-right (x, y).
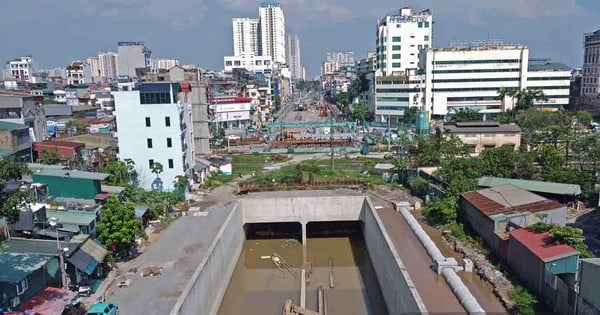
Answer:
top-left (509, 285), bottom-right (537, 315)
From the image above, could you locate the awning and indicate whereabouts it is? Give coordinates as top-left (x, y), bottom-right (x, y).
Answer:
top-left (19, 287), bottom-right (79, 315)
top-left (67, 238), bottom-right (108, 275)
top-left (134, 206), bottom-right (149, 218)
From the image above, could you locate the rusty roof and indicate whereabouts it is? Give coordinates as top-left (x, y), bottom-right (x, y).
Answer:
top-left (462, 185), bottom-right (564, 217)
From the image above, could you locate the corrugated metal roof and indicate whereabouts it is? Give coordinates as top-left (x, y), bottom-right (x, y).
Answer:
top-left (19, 287), bottom-right (78, 314)
top-left (33, 169), bottom-right (109, 180)
top-left (0, 121), bottom-right (29, 131)
top-left (510, 228), bottom-right (578, 261)
top-left (43, 105), bottom-right (73, 116)
top-left (2, 238), bottom-right (79, 257)
top-left (80, 238), bottom-right (107, 263)
top-left (46, 210), bottom-right (96, 226)
top-left (444, 123), bottom-right (521, 134)
top-left (478, 176), bottom-right (581, 196)
top-left (528, 61), bottom-right (571, 72)
top-left (462, 185), bottom-right (565, 216)
top-left (0, 252), bottom-right (53, 283)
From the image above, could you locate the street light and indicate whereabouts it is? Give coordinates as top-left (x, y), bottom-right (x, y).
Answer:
top-left (49, 217), bottom-right (68, 289)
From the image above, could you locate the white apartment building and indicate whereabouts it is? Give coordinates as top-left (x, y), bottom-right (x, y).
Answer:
top-left (6, 56), bottom-right (37, 82)
top-left (152, 58), bottom-right (180, 71)
top-left (232, 18), bottom-right (260, 56)
top-left (114, 83), bottom-right (195, 191)
top-left (422, 42), bottom-right (529, 117)
top-left (286, 34), bottom-right (302, 80)
top-left (321, 60), bottom-right (340, 75)
top-left (373, 73), bottom-right (424, 123)
top-left (66, 61), bottom-right (92, 85)
top-left (223, 53), bottom-right (273, 73)
top-left (582, 30), bottom-right (600, 108)
top-left (210, 97), bottom-right (252, 129)
top-left (117, 41), bottom-right (152, 78)
top-left (356, 52), bottom-right (377, 75)
top-left (98, 52), bottom-right (118, 81)
top-left (327, 52), bottom-right (355, 67)
top-left (86, 57), bottom-right (101, 80)
top-left (526, 59), bottom-right (571, 111)
top-left (259, 2), bottom-right (286, 64)
top-left (376, 7), bottom-right (432, 75)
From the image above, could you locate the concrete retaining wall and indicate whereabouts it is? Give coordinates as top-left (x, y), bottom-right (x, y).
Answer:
top-left (362, 198), bottom-right (428, 314)
top-left (169, 204), bottom-right (244, 315)
top-left (241, 195), bottom-right (365, 223)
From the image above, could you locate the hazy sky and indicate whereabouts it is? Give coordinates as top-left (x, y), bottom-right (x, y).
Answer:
top-left (1, 0), bottom-right (599, 78)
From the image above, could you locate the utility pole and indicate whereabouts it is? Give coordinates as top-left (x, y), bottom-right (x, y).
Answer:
top-left (387, 114), bottom-right (391, 151)
top-left (330, 107), bottom-right (334, 170)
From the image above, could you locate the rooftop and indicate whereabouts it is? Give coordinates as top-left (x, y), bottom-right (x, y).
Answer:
top-left (2, 237), bottom-right (81, 257)
top-left (462, 184), bottom-right (565, 216)
top-left (19, 287), bottom-right (78, 315)
top-left (444, 121), bottom-right (521, 134)
top-left (0, 149), bottom-right (14, 158)
top-left (510, 228), bottom-right (578, 262)
top-left (0, 120), bottom-right (30, 131)
top-left (34, 140), bottom-right (85, 149)
top-left (46, 209), bottom-right (97, 226)
top-left (528, 59), bottom-right (571, 72)
top-left (61, 134), bottom-right (117, 149)
top-left (0, 252), bottom-right (53, 283)
top-left (478, 176), bottom-right (581, 196)
top-left (432, 40), bottom-right (526, 52)
top-left (32, 168), bottom-right (109, 181)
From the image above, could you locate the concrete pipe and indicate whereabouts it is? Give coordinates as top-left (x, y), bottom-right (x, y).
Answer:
top-left (442, 268), bottom-right (486, 314)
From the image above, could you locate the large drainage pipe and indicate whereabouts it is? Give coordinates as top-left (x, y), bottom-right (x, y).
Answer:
top-left (397, 207), bottom-right (486, 315)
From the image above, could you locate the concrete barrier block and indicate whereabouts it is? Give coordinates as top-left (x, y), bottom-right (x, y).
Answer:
top-left (463, 258), bottom-right (474, 273)
top-left (435, 257), bottom-right (458, 274)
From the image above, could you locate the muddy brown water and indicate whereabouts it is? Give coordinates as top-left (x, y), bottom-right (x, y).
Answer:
top-left (217, 236), bottom-right (389, 315)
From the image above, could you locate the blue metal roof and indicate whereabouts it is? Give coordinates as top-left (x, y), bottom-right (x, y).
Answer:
top-left (0, 252), bottom-right (53, 283)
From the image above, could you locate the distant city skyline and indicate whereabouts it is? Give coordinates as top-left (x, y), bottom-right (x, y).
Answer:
top-left (0, 0), bottom-right (598, 78)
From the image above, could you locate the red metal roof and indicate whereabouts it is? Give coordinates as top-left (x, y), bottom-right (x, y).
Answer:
top-left (210, 97), bottom-right (253, 104)
top-left (19, 287), bottom-right (78, 315)
top-left (461, 190), bottom-right (564, 216)
top-left (510, 228), bottom-right (578, 261)
top-left (34, 140), bottom-right (85, 149)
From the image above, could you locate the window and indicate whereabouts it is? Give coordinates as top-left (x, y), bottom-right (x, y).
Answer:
top-left (145, 117), bottom-right (151, 127)
top-left (392, 54), bottom-right (401, 59)
top-left (165, 116), bottom-right (171, 127)
top-left (392, 36), bottom-right (401, 42)
top-left (16, 279), bottom-right (28, 295)
top-left (167, 138), bottom-right (172, 148)
top-left (392, 45), bottom-right (401, 51)
top-left (148, 159), bottom-right (154, 169)
top-left (168, 159), bottom-right (174, 169)
top-left (418, 21), bottom-right (423, 28)
top-left (147, 138), bottom-right (153, 148)
top-left (424, 35), bottom-right (429, 41)
top-left (392, 62), bottom-right (401, 68)
top-left (424, 21), bottom-right (430, 27)
top-left (418, 45), bottom-right (422, 50)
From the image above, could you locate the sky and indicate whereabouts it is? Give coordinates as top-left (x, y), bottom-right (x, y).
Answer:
top-left (1, 0), bottom-right (599, 78)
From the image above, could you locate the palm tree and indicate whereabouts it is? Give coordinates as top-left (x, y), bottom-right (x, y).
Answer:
top-left (173, 175), bottom-right (188, 202)
top-left (151, 162), bottom-right (163, 178)
top-left (498, 87), bottom-right (518, 111)
top-left (515, 89), bottom-right (548, 111)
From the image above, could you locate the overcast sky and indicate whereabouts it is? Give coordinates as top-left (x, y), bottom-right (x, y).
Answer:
top-left (1, 0), bottom-right (598, 78)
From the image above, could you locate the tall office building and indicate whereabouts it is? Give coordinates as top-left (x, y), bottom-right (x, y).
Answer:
top-left (86, 56), bottom-right (101, 80)
top-left (117, 41), bottom-right (152, 78)
top-left (259, 2), bottom-right (286, 64)
top-left (376, 7), bottom-right (432, 75)
top-left (326, 52), bottom-right (355, 67)
top-left (98, 52), bottom-right (118, 81)
top-left (286, 34), bottom-right (302, 79)
top-left (582, 29), bottom-right (600, 109)
top-left (232, 18), bottom-right (260, 56)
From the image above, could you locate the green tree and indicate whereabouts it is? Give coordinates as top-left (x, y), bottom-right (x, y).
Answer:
top-left (0, 159), bottom-right (33, 223)
top-left (66, 119), bottom-right (88, 135)
top-left (422, 196), bottom-right (458, 225)
top-left (151, 162), bottom-right (164, 178)
top-left (478, 145), bottom-right (517, 177)
top-left (96, 196), bottom-right (142, 254)
top-left (403, 107), bottom-right (418, 123)
top-left (576, 111), bottom-right (593, 125)
top-left (536, 146), bottom-right (565, 173)
top-left (334, 92), bottom-right (349, 106)
top-left (514, 88), bottom-right (548, 111)
top-left (101, 159), bottom-right (138, 186)
top-left (451, 108), bottom-right (481, 122)
top-left (509, 285), bottom-right (537, 315)
top-left (544, 167), bottom-right (595, 201)
top-left (39, 148), bottom-right (60, 165)
top-left (351, 103), bottom-right (369, 121)
top-left (174, 175), bottom-right (188, 202)
top-left (498, 87), bottom-right (518, 111)
top-left (530, 222), bottom-right (594, 258)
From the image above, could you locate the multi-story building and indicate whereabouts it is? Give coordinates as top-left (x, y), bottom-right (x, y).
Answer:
top-left (526, 59), bottom-right (571, 111)
top-left (286, 34), bottom-right (302, 80)
top-left (152, 58), bottom-right (180, 71)
top-left (321, 60), bottom-right (340, 76)
top-left (326, 52), bottom-right (355, 68)
top-left (232, 18), bottom-right (260, 56)
top-left (113, 83), bottom-right (194, 190)
top-left (0, 121), bottom-right (32, 160)
top-left (5, 56), bottom-right (37, 82)
top-left (0, 92), bottom-right (46, 142)
top-left (376, 8), bottom-right (432, 75)
top-left (422, 42), bottom-right (529, 117)
top-left (372, 74), bottom-right (424, 123)
top-left (117, 42), bottom-right (152, 78)
top-left (259, 2), bottom-right (286, 64)
top-left (86, 57), bottom-right (101, 81)
top-left (444, 121), bottom-right (521, 155)
top-left (356, 52), bottom-right (377, 75)
top-left (582, 29), bottom-right (600, 110)
top-left (98, 52), bottom-right (118, 81)
top-left (209, 96), bottom-right (253, 129)
top-left (66, 61), bottom-right (92, 85)
top-left (223, 53), bottom-right (273, 73)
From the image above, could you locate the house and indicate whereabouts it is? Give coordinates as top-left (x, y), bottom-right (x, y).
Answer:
top-left (18, 287), bottom-right (79, 315)
top-left (33, 140), bottom-right (85, 161)
top-left (2, 237), bottom-right (108, 286)
top-left (507, 228), bottom-right (579, 314)
top-left (0, 121), bottom-right (32, 161)
top-left (32, 169), bottom-right (109, 199)
top-left (9, 203), bottom-right (48, 238)
top-left (460, 184), bottom-right (567, 255)
top-left (0, 92), bottom-right (46, 142)
top-left (443, 121), bottom-right (521, 155)
top-left (0, 252), bottom-right (58, 310)
top-left (46, 209), bottom-right (98, 236)
top-left (577, 258), bottom-right (600, 314)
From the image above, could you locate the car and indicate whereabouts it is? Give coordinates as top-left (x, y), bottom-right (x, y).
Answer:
top-left (87, 302), bottom-right (119, 315)
top-left (227, 134), bottom-right (241, 140)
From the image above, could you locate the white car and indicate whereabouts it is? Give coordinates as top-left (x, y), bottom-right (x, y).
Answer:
top-left (227, 135), bottom-right (241, 140)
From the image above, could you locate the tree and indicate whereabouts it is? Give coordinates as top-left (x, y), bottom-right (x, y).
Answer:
top-left (498, 87), bottom-right (518, 111)
top-left (96, 196), bottom-right (142, 254)
top-left (39, 148), bottom-right (60, 165)
top-left (509, 285), bottom-right (537, 315)
top-left (576, 111), bottom-right (593, 125)
top-left (174, 175), bottom-right (188, 202)
top-left (0, 159), bottom-right (32, 223)
top-left (422, 196), bottom-right (458, 225)
top-left (404, 107), bottom-right (418, 123)
top-left (451, 108), bottom-right (481, 122)
top-left (544, 167), bottom-right (595, 201)
top-left (514, 88), bottom-right (548, 111)
top-left (536, 146), bottom-right (565, 173)
top-left (530, 222), bottom-right (594, 258)
top-left (66, 120), bottom-right (88, 136)
top-left (351, 103), bottom-right (369, 121)
top-left (334, 92), bottom-right (349, 106)
top-left (151, 162), bottom-right (163, 178)
top-left (478, 145), bottom-right (517, 178)
top-left (101, 159), bottom-right (138, 186)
